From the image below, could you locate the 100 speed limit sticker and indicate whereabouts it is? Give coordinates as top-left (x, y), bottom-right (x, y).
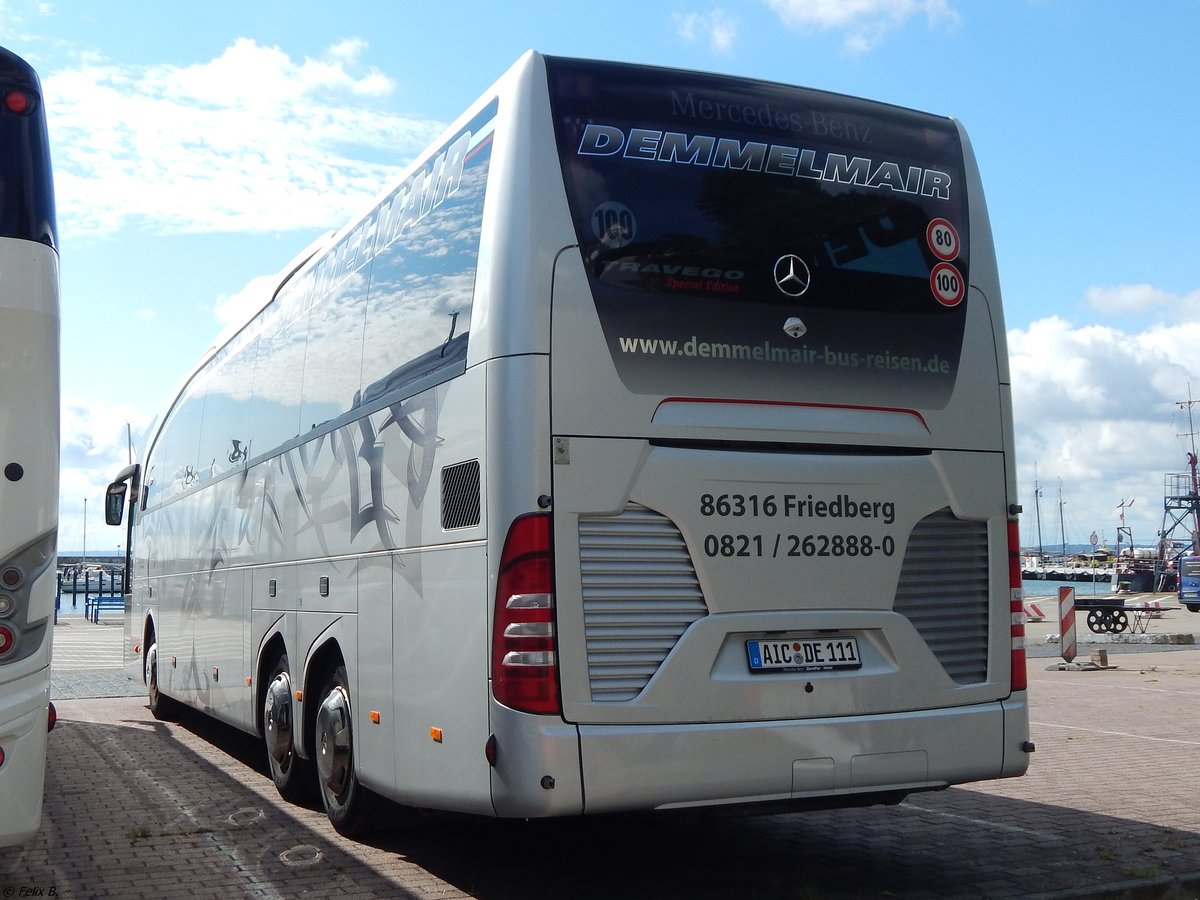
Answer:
top-left (930, 262), bottom-right (964, 307)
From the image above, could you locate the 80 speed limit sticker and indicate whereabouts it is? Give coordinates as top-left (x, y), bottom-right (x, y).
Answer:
top-left (926, 218), bottom-right (960, 261)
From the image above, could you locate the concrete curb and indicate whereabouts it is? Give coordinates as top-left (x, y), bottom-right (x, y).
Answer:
top-left (1043, 632), bottom-right (1197, 645)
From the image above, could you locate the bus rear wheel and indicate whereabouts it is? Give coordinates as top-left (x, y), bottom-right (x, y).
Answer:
top-left (145, 639), bottom-right (180, 721)
top-left (315, 663), bottom-right (374, 836)
top-left (263, 655), bottom-right (313, 802)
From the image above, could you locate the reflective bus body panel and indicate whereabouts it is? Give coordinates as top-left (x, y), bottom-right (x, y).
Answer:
top-left (119, 51), bottom-right (1027, 823)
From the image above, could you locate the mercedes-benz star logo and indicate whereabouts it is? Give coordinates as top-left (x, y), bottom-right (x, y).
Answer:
top-left (773, 254), bottom-right (811, 297)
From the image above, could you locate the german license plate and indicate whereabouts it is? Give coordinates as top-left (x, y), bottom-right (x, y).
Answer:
top-left (746, 637), bottom-right (861, 673)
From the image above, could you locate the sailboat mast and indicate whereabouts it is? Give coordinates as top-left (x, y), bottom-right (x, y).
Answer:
top-left (1033, 465), bottom-right (1044, 558)
top-left (1059, 480), bottom-right (1067, 558)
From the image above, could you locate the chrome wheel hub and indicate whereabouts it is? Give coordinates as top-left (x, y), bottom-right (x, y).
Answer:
top-left (264, 672), bottom-right (294, 765)
top-left (316, 684), bottom-right (352, 799)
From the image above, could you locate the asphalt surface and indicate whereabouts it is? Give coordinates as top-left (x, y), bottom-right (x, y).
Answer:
top-left (5, 598), bottom-right (1200, 899)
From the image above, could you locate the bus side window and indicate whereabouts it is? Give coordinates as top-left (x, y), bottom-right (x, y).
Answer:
top-left (299, 271), bottom-right (370, 431)
top-left (198, 337), bottom-right (258, 478)
top-left (245, 292), bottom-right (306, 458)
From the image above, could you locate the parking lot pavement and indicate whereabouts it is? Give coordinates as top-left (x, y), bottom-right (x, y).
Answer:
top-left (48, 612), bottom-right (142, 700)
top-left (6, 608), bottom-right (1199, 898)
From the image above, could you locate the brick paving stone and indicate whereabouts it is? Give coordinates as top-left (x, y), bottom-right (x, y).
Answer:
top-left (6, 623), bottom-right (1200, 898)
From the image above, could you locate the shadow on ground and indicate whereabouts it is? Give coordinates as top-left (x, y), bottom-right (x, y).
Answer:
top-left (6, 700), bottom-right (1199, 900)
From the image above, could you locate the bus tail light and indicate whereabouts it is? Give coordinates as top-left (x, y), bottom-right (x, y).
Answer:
top-left (0, 622), bottom-right (16, 659)
top-left (1008, 519), bottom-right (1027, 692)
top-left (491, 513), bottom-right (560, 715)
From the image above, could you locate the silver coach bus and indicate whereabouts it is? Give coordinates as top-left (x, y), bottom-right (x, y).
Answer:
top-left (107, 52), bottom-right (1031, 836)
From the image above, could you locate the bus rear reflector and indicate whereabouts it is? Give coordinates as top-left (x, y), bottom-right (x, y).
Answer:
top-left (1008, 519), bottom-right (1027, 693)
top-left (492, 513), bottom-right (561, 715)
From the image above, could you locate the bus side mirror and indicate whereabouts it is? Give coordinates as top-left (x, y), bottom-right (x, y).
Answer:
top-left (105, 482), bottom-right (127, 526)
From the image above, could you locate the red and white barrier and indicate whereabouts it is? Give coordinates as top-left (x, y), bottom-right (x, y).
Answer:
top-left (1058, 587), bottom-right (1077, 664)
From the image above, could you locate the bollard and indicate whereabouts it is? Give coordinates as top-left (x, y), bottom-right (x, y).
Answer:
top-left (1058, 586), bottom-right (1077, 664)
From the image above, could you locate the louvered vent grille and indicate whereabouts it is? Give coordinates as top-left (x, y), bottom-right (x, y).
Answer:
top-left (893, 507), bottom-right (990, 684)
top-left (579, 504), bottom-right (708, 701)
top-left (441, 460), bottom-right (480, 529)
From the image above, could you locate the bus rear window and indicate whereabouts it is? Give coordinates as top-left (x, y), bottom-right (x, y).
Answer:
top-left (0, 48), bottom-right (56, 248)
top-left (546, 57), bottom-right (970, 409)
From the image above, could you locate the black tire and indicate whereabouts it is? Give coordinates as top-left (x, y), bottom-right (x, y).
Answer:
top-left (263, 654), bottom-right (314, 802)
top-left (315, 663), bottom-right (375, 837)
top-left (1186, 604), bottom-right (1200, 614)
top-left (144, 639), bottom-right (181, 721)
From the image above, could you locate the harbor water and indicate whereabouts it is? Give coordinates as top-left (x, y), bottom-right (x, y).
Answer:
top-left (1021, 576), bottom-right (1114, 598)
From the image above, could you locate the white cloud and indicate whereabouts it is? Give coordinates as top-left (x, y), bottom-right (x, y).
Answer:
top-left (673, 10), bottom-right (740, 55)
top-left (0, 1), bottom-right (39, 43)
top-left (43, 39), bottom-right (445, 238)
top-left (1083, 282), bottom-right (1183, 315)
top-left (59, 395), bottom-right (156, 552)
top-left (1007, 306), bottom-right (1200, 550)
top-left (764, 0), bottom-right (960, 53)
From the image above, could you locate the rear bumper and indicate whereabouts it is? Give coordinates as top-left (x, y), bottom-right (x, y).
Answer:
top-left (577, 694), bottom-right (1029, 814)
top-left (489, 693), bottom-right (1028, 817)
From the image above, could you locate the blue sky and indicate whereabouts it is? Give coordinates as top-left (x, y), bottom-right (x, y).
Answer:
top-left (3, 0), bottom-right (1199, 554)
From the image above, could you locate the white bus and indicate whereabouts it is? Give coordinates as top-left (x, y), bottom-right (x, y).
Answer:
top-left (0, 45), bottom-right (59, 847)
top-left (107, 52), bottom-right (1031, 836)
